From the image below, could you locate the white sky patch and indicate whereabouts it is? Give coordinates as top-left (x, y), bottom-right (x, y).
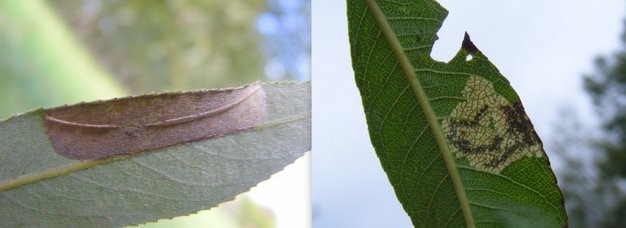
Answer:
top-left (247, 153), bottom-right (311, 228)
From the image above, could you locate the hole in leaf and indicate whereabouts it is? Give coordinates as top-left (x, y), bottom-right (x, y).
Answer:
top-left (466, 54), bottom-right (473, 61)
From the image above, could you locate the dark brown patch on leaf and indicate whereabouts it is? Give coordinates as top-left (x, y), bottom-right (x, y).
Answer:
top-left (462, 32), bottom-right (479, 54)
top-left (500, 102), bottom-right (544, 146)
top-left (43, 83), bottom-right (266, 160)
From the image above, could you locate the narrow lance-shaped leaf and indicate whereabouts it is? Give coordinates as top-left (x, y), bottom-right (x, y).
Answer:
top-left (0, 81), bottom-right (310, 227)
top-left (347, 0), bottom-right (566, 227)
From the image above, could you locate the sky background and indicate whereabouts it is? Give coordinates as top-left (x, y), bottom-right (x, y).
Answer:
top-left (312, 1), bottom-right (625, 227)
top-left (239, 1), bottom-right (311, 227)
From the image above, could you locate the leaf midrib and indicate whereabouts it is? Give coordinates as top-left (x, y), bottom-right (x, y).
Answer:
top-left (363, 0), bottom-right (475, 227)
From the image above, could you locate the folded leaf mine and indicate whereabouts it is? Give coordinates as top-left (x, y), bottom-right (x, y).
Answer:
top-left (44, 82), bottom-right (266, 160)
top-left (0, 82), bottom-right (310, 227)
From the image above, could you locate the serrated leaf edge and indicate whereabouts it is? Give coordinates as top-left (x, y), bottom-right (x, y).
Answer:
top-left (0, 112), bottom-right (309, 192)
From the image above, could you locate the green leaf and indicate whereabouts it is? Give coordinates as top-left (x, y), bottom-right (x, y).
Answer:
top-left (347, 1), bottom-right (566, 227)
top-left (0, 82), bottom-right (310, 227)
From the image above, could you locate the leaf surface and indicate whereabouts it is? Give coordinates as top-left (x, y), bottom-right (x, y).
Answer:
top-left (0, 82), bottom-right (310, 227)
top-left (347, 1), bottom-right (566, 227)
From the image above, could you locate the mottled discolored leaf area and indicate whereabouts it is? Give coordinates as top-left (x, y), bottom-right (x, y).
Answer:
top-left (0, 82), bottom-right (310, 227)
top-left (348, 0), bottom-right (566, 227)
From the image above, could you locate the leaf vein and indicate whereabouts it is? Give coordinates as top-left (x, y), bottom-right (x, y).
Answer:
top-left (459, 166), bottom-right (562, 215)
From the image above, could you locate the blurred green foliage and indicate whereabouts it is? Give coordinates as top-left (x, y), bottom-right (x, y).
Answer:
top-left (580, 19), bottom-right (626, 227)
top-left (555, 19), bottom-right (626, 228)
top-left (0, 1), bottom-right (125, 118)
top-left (49, 0), bottom-right (268, 92)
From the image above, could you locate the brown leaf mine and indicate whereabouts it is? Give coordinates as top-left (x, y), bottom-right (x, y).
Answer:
top-left (441, 76), bottom-right (542, 173)
top-left (43, 83), bottom-right (266, 160)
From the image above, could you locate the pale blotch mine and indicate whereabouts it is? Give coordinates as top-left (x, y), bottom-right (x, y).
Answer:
top-left (441, 75), bottom-right (543, 173)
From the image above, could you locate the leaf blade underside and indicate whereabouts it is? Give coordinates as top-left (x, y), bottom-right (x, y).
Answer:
top-left (0, 82), bottom-right (310, 227)
top-left (347, 1), bottom-right (566, 227)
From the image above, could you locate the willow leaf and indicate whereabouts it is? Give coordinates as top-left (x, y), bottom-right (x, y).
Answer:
top-left (0, 82), bottom-right (310, 227)
top-left (347, 1), bottom-right (566, 227)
